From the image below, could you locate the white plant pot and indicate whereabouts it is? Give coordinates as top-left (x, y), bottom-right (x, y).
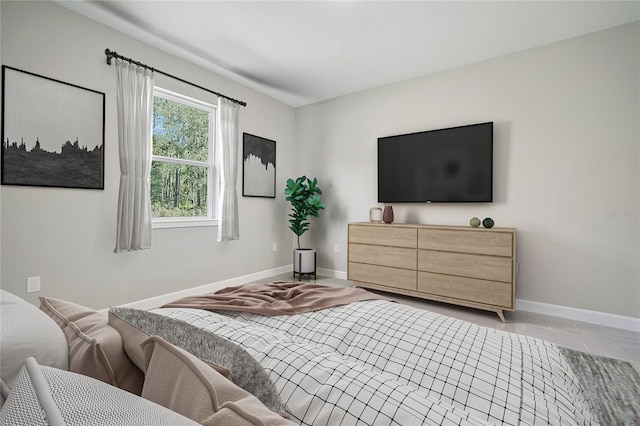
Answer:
top-left (293, 248), bottom-right (316, 274)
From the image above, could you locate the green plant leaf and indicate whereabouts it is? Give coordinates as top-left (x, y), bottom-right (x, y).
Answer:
top-left (284, 175), bottom-right (326, 242)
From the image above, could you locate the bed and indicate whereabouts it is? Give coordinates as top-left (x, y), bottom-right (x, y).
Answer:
top-left (126, 282), bottom-right (597, 426)
top-left (1, 282), bottom-right (599, 425)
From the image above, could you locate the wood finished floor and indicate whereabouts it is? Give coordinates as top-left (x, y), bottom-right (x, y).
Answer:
top-left (264, 273), bottom-right (640, 373)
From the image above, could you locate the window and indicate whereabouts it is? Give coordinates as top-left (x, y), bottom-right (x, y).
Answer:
top-left (151, 87), bottom-right (216, 228)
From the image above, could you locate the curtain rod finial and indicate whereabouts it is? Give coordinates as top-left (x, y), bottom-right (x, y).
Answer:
top-left (105, 48), bottom-right (114, 65)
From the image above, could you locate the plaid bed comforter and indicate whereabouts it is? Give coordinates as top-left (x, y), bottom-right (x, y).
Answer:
top-left (153, 300), bottom-right (598, 426)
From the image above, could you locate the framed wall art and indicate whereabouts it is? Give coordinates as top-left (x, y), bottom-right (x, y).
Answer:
top-left (242, 133), bottom-right (276, 198)
top-left (1, 66), bottom-right (105, 189)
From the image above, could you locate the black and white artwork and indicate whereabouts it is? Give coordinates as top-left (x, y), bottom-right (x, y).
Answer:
top-left (242, 133), bottom-right (276, 198)
top-left (1, 66), bottom-right (105, 189)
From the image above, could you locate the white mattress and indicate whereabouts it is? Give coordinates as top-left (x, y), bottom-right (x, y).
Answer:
top-left (153, 300), bottom-right (598, 426)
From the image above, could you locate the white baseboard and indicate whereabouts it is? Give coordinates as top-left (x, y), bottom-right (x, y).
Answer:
top-left (316, 268), bottom-right (347, 280)
top-left (516, 298), bottom-right (640, 332)
top-left (119, 265), bottom-right (292, 310)
top-left (317, 268), bottom-right (640, 332)
top-left (121, 265), bottom-right (640, 333)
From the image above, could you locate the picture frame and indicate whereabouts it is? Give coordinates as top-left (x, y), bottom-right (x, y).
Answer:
top-left (242, 133), bottom-right (276, 198)
top-left (1, 66), bottom-right (105, 189)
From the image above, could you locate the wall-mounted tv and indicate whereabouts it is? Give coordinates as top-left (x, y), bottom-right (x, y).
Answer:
top-left (378, 122), bottom-right (493, 203)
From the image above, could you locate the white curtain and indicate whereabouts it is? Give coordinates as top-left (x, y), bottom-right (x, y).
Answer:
top-left (217, 97), bottom-right (240, 242)
top-left (114, 59), bottom-right (154, 253)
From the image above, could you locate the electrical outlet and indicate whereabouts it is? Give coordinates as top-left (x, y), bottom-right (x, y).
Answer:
top-left (272, 243), bottom-right (278, 252)
top-left (334, 244), bottom-right (339, 254)
top-left (26, 276), bottom-right (41, 293)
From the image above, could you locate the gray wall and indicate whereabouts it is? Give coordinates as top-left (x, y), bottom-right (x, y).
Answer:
top-left (296, 22), bottom-right (640, 319)
top-left (0, 1), bottom-right (297, 308)
top-left (2, 1), bottom-right (638, 321)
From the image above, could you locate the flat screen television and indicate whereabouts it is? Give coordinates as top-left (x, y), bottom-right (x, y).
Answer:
top-left (378, 122), bottom-right (493, 203)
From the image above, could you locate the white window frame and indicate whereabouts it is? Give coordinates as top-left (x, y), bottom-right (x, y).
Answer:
top-left (151, 87), bottom-right (218, 229)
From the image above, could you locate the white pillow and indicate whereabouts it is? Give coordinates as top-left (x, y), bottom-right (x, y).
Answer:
top-left (0, 290), bottom-right (68, 389)
top-left (0, 357), bottom-right (200, 426)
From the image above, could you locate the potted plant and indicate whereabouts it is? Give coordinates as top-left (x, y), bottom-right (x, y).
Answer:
top-left (284, 176), bottom-right (326, 278)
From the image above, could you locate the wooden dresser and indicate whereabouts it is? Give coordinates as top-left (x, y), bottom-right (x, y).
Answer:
top-left (347, 222), bottom-right (516, 321)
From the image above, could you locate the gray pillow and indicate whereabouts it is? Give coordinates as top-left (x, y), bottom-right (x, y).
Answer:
top-left (0, 378), bottom-right (8, 410)
top-left (0, 357), bottom-right (200, 426)
top-left (109, 307), bottom-right (289, 416)
top-left (0, 290), bottom-right (68, 389)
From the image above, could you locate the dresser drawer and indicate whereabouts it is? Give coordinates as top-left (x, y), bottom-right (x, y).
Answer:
top-left (418, 228), bottom-right (513, 257)
top-left (348, 262), bottom-right (416, 291)
top-left (418, 272), bottom-right (513, 308)
top-left (349, 243), bottom-right (417, 269)
top-left (418, 250), bottom-right (512, 282)
top-left (348, 222), bottom-right (516, 321)
top-left (349, 225), bottom-right (417, 248)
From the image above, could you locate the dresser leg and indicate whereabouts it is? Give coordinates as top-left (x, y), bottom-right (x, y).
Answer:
top-left (497, 311), bottom-right (506, 323)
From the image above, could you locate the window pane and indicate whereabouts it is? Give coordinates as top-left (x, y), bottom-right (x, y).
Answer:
top-left (151, 161), bottom-right (209, 218)
top-left (153, 97), bottom-right (209, 162)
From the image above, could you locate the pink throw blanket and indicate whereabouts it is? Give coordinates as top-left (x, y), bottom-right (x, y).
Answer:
top-left (162, 281), bottom-right (391, 316)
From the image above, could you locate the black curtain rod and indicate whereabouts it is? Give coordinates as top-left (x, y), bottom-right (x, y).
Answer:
top-left (104, 48), bottom-right (247, 107)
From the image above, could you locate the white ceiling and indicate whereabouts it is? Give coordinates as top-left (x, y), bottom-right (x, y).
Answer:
top-left (56, 0), bottom-right (640, 107)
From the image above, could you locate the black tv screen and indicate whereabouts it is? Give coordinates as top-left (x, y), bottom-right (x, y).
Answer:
top-left (378, 122), bottom-right (493, 203)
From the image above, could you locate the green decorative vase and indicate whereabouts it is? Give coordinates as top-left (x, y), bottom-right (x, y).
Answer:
top-left (470, 217), bottom-right (481, 228)
top-left (482, 217), bottom-right (495, 229)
